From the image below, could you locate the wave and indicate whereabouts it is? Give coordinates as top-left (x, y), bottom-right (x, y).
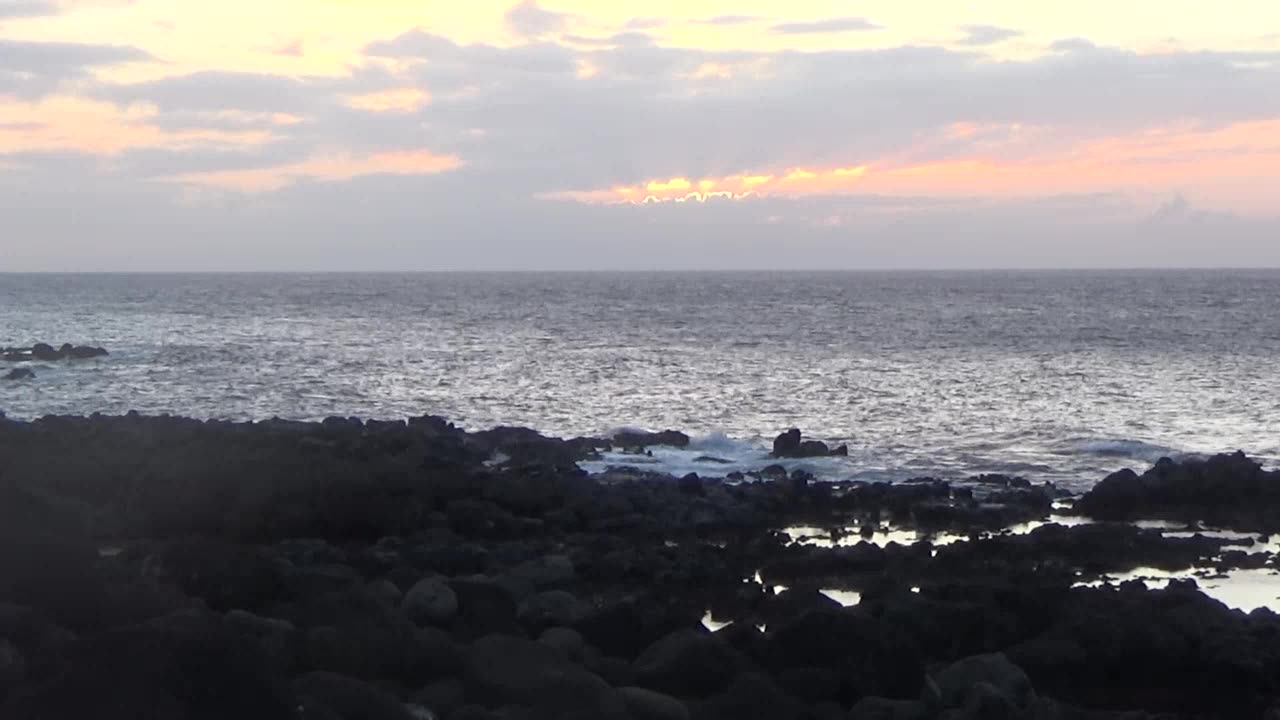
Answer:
top-left (687, 431), bottom-right (759, 455)
top-left (1070, 438), bottom-right (1178, 462)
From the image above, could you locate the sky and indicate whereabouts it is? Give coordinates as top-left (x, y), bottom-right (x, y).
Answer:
top-left (2, 0), bottom-right (1279, 270)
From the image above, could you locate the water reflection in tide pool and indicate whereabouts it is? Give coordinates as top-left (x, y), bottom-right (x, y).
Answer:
top-left (1077, 568), bottom-right (1280, 613)
top-left (781, 521), bottom-right (1280, 613)
top-left (782, 515), bottom-right (1097, 549)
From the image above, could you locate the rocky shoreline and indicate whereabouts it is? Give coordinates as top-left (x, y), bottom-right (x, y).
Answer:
top-left (1, 414), bottom-right (1278, 719)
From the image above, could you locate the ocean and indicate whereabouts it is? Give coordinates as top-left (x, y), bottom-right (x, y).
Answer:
top-left (2, 270), bottom-right (1278, 490)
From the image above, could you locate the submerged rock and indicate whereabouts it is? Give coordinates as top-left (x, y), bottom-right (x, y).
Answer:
top-left (3, 369), bottom-right (34, 381)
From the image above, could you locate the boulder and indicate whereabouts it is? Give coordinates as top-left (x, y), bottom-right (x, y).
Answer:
top-left (1, 611), bottom-right (294, 720)
top-left (0, 639), bottom-right (24, 700)
top-left (772, 429), bottom-right (844, 459)
top-left (225, 610), bottom-right (298, 675)
top-left (368, 579), bottom-right (404, 608)
top-left (295, 589), bottom-right (458, 683)
top-left (142, 538), bottom-right (292, 613)
top-left (2, 369), bottom-right (33, 381)
top-left (776, 665), bottom-right (841, 703)
top-left (1075, 452), bottom-right (1280, 530)
top-left (848, 697), bottom-right (929, 720)
top-left (767, 609), bottom-right (924, 701)
top-left (932, 653), bottom-right (1035, 711)
top-left (63, 345), bottom-right (108, 360)
top-left (508, 555), bottom-right (575, 589)
top-left (518, 590), bottom-right (588, 629)
top-left (537, 627), bottom-right (586, 662)
top-left (694, 672), bottom-right (806, 720)
top-left (0, 603), bottom-right (77, 684)
top-left (403, 578), bottom-right (459, 626)
top-left (30, 344), bottom-right (61, 362)
top-left (772, 429), bottom-right (803, 457)
top-left (464, 635), bottom-right (628, 718)
top-left (618, 686), bottom-right (690, 720)
top-left (633, 629), bottom-right (746, 697)
top-left (613, 430), bottom-right (691, 449)
top-left (949, 681), bottom-right (1020, 720)
top-left (294, 671), bottom-right (415, 720)
top-left (451, 578), bottom-right (520, 637)
top-left (412, 678), bottom-right (465, 718)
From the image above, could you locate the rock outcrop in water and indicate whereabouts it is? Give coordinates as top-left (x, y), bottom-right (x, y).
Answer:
top-left (772, 428), bottom-right (850, 459)
top-left (1076, 451), bottom-right (1280, 532)
top-left (0, 414), bottom-right (1278, 719)
top-left (612, 429), bottom-right (692, 450)
top-left (1, 343), bottom-right (109, 362)
top-left (2, 369), bottom-right (34, 381)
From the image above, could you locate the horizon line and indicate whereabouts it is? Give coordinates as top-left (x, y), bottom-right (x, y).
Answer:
top-left (3, 266), bottom-right (1280, 275)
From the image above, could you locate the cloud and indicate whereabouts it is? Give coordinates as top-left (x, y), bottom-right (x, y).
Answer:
top-left (562, 32), bottom-right (654, 48)
top-left (98, 71), bottom-right (325, 114)
top-left (163, 149), bottom-right (462, 192)
top-left (0, 0), bottom-right (58, 18)
top-left (70, 32), bottom-right (1280, 204)
top-left (696, 15), bottom-right (762, 26)
top-left (1051, 38), bottom-right (1098, 53)
top-left (770, 17), bottom-right (881, 35)
top-left (6, 159), bottom-right (1279, 271)
top-left (10, 21), bottom-right (1280, 270)
top-left (504, 0), bottom-right (567, 39)
top-left (957, 25), bottom-right (1022, 46)
top-left (0, 39), bottom-right (151, 98)
top-left (623, 17), bottom-right (665, 31)
top-left (373, 40), bottom-right (1280, 194)
top-left (271, 40), bottom-right (305, 57)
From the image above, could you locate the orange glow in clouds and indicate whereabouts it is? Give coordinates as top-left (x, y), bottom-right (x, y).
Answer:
top-left (345, 88), bottom-right (431, 113)
top-left (550, 118), bottom-right (1280, 214)
top-left (556, 166), bottom-right (872, 204)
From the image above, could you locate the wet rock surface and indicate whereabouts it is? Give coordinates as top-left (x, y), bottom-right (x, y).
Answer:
top-left (0, 415), bottom-right (1277, 719)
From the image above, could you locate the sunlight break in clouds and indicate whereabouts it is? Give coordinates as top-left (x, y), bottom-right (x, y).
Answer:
top-left (551, 167), bottom-right (872, 204)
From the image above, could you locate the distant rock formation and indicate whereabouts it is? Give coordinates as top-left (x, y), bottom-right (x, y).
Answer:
top-left (611, 429), bottom-right (691, 449)
top-left (2, 343), bottom-right (108, 362)
top-left (772, 428), bottom-right (849, 458)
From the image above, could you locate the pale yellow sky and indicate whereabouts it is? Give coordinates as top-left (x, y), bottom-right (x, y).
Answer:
top-left (7, 0), bottom-right (1280, 79)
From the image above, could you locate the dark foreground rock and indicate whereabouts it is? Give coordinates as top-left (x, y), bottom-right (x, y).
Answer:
top-left (0, 415), bottom-right (1278, 719)
top-left (2, 369), bottom-right (33, 381)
